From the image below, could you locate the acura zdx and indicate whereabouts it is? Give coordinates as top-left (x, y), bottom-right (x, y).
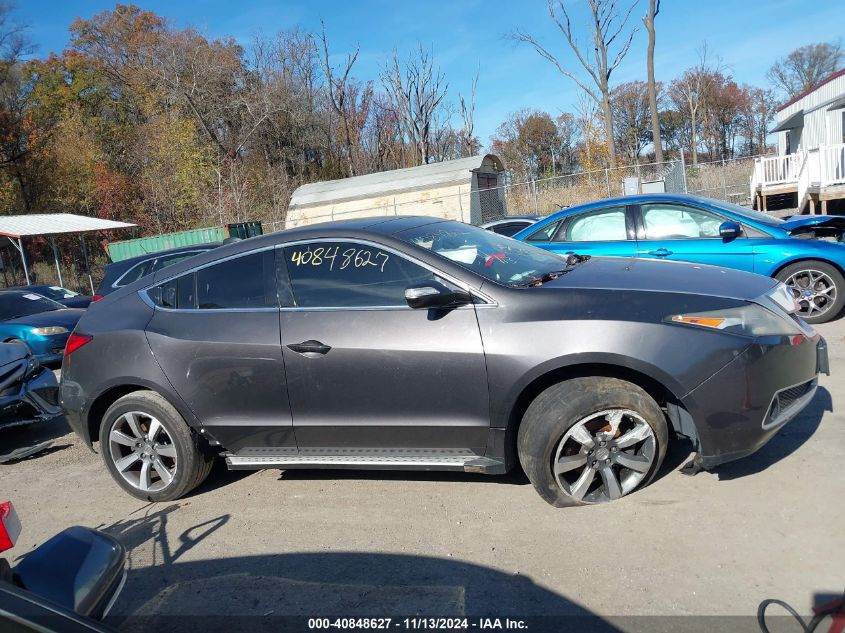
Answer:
top-left (60, 217), bottom-right (828, 506)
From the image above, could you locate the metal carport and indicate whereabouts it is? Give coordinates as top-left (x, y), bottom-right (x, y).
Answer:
top-left (0, 214), bottom-right (135, 292)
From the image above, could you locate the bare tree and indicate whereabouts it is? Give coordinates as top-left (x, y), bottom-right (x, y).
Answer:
top-left (319, 21), bottom-right (372, 176)
top-left (767, 41), bottom-right (843, 99)
top-left (459, 67), bottom-right (479, 157)
top-left (669, 44), bottom-right (720, 164)
top-left (514, 0), bottom-right (638, 170)
top-left (381, 45), bottom-right (449, 165)
top-left (642, 0), bottom-right (662, 162)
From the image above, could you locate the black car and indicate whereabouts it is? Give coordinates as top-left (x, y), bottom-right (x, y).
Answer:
top-left (0, 342), bottom-right (61, 432)
top-left (60, 217), bottom-right (826, 506)
top-left (93, 243), bottom-right (220, 301)
top-left (13, 285), bottom-right (92, 309)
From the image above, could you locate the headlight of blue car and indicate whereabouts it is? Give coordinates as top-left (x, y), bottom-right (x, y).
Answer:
top-left (30, 326), bottom-right (68, 336)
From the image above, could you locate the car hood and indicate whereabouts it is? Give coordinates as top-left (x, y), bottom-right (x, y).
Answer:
top-left (1, 309), bottom-right (85, 330)
top-left (778, 215), bottom-right (845, 237)
top-left (0, 342), bottom-right (29, 366)
top-left (539, 256), bottom-right (776, 302)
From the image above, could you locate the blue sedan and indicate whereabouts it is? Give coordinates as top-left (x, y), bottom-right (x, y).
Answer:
top-left (513, 193), bottom-right (845, 323)
top-left (0, 291), bottom-right (84, 364)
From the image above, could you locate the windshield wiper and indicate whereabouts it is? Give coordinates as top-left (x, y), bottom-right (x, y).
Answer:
top-left (517, 254), bottom-right (591, 287)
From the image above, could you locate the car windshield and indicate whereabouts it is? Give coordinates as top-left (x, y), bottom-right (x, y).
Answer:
top-left (694, 196), bottom-right (785, 227)
top-left (398, 222), bottom-right (574, 287)
top-left (35, 286), bottom-right (80, 300)
top-left (0, 292), bottom-right (64, 320)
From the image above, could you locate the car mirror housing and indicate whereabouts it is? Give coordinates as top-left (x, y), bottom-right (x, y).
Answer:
top-left (719, 221), bottom-right (742, 241)
top-left (404, 281), bottom-right (473, 310)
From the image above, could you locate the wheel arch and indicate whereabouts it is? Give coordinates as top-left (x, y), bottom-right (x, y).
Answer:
top-left (85, 382), bottom-right (196, 449)
top-left (503, 360), bottom-right (690, 468)
top-left (770, 256), bottom-right (845, 280)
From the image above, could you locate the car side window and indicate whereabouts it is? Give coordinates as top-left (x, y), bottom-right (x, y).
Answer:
top-left (196, 252), bottom-right (273, 309)
top-left (149, 251), bottom-right (273, 309)
top-left (564, 207), bottom-right (627, 241)
top-left (525, 221), bottom-right (561, 242)
top-left (491, 222), bottom-right (529, 237)
top-left (641, 204), bottom-right (724, 239)
top-left (282, 242), bottom-right (439, 308)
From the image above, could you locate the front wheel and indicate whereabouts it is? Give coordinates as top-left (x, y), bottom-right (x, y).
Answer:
top-left (99, 390), bottom-right (213, 501)
top-left (775, 260), bottom-right (844, 324)
top-left (518, 377), bottom-right (668, 507)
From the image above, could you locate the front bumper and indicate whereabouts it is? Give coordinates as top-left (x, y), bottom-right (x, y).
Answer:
top-left (681, 334), bottom-right (827, 469)
top-left (0, 366), bottom-right (62, 431)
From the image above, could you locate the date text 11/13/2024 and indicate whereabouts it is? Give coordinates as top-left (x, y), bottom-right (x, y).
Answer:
top-left (307, 618), bottom-right (528, 630)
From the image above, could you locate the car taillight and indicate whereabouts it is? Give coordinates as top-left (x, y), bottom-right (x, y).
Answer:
top-left (92, 294), bottom-right (103, 302)
top-left (64, 333), bottom-right (93, 357)
top-left (0, 501), bottom-right (21, 553)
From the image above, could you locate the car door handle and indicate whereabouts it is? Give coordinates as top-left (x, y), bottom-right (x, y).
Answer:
top-left (648, 248), bottom-right (673, 257)
top-left (287, 340), bottom-right (332, 356)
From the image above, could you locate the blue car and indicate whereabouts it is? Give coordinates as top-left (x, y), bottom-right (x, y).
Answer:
top-left (0, 291), bottom-right (84, 364)
top-left (513, 193), bottom-right (845, 323)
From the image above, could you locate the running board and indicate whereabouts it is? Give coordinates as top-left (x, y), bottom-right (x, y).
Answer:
top-left (225, 453), bottom-right (506, 474)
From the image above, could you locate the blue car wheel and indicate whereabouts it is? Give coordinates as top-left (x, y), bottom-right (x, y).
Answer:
top-left (774, 260), bottom-right (845, 324)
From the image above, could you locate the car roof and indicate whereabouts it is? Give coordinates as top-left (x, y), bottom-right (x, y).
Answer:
top-left (108, 242), bottom-right (223, 268)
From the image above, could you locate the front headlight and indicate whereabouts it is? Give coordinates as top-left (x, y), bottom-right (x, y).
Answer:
top-left (667, 303), bottom-right (803, 337)
top-left (765, 282), bottom-right (800, 314)
top-left (30, 326), bottom-right (68, 336)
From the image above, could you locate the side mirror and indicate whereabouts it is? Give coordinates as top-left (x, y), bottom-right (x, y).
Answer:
top-left (719, 221), bottom-right (742, 241)
top-left (405, 281), bottom-right (473, 310)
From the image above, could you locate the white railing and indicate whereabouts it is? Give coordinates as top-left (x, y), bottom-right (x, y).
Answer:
top-left (754, 153), bottom-right (802, 186)
top-left (753, 144), bottom-right (845, 192)
top-left (798, 150), bottom-right (814, 210)
top-left (819, 143), bottom-right (845, 186)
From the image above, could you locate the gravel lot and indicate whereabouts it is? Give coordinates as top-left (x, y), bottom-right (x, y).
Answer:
top-left (1, 321), bottom-right (843, 632)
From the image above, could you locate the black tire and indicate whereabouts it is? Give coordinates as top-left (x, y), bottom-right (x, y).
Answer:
top-left (774, 260), bottom-right (845, 324)
top-left (99, 390), bottom-right (213, 501)
top-left (518, 377), bottom-right (668, 507)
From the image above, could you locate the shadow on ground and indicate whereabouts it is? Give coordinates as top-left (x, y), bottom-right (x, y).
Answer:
top-left (0, 415), bottom-right (72, 463)
top-left (713, 386), bottom-right (832, 480)
top-left (106, 517), bottom-right (624, 632)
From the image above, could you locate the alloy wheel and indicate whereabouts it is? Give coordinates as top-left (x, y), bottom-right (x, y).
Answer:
top-left (108, 411), bottom-right (178, 493)
top-left (553, 409), bottom-right (656, 504)
top-left (784, 269), bottom-right (837, 319)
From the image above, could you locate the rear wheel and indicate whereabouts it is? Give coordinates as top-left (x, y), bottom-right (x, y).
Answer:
top-left (775, 260), bottom-right (844, 324)
top-left (99, 390), bottom-right (212, 501)
top-left (518, 377), bottom-right (668, 507)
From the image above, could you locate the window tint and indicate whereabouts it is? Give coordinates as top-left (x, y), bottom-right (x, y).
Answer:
top-left (565, 207), bottom-right (627, 241)
top-left (525, 221), bottom-right (561, 242)
top-left (491, 222), bottom-right (530, 237)
top-left (196, 252), bottom-right (270, 309)
top-left (149, 273), bottom-right (196, 309)
top-left (283, 242), bottom-right (438, 308)
top-left (641, 204), bottom-right (724, 239)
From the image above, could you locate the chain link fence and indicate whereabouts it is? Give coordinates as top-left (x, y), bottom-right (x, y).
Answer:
top-left (259, 153), bottom-right (768, 233)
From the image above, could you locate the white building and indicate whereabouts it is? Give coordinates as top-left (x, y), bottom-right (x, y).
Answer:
top-left (285, 155), bottom-right (507, 228)
top-left (751, 68), bottom-right (845, 213)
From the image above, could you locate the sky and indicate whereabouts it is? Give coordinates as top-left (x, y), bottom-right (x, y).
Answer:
top-left (11, 0), bottom-right (845, 147)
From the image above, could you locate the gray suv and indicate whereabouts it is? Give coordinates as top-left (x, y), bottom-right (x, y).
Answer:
top-left (60, 217), bottom-right (827, 506)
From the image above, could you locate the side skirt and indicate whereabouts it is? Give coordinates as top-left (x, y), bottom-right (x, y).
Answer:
top-left (225, 450), bottom-right (507, 475)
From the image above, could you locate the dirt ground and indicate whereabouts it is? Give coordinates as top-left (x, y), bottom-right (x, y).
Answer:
top-left (1, 321), bottom-right (843, 632)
